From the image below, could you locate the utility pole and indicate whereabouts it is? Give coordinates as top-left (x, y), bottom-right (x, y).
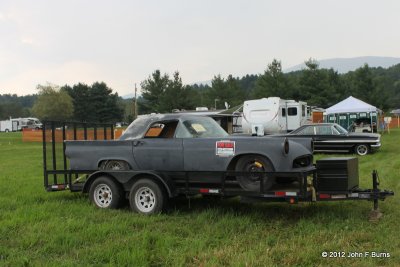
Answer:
top-left (133, 83), bottom-right (138, 120)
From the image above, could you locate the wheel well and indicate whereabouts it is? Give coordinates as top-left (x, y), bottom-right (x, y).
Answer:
top-left (98, 159), bottom-right (131, 169)
top-left (354, 143), bottom-right (370, 148)
top-left (227, 153), bottom-right (274, 171)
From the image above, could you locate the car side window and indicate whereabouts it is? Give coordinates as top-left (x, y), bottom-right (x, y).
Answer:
top-left (298, 126), bottom-right (314, 135)
top-left (175, 122), bottom-right (193, 138)
top-left (332, 127), bottom-right (340, 135)
top-left (316, 126), bottom-right (332, 135)
top-left (144, 121), bottom-right (178, 138)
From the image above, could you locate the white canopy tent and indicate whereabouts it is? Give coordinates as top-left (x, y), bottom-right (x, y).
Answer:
top-left (325, 96), bottom-right (377, 114)
top-left (324, 96), bottom-right (379, 132)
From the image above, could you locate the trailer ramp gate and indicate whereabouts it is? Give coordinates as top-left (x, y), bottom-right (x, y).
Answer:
top-left (42, 121), bottom-right (115, 192)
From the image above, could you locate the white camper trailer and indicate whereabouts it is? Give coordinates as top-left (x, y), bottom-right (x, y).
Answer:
top-left (0, 120), bottom-right (18, 132)
top-left (242, 97), bottom-right (310, 135)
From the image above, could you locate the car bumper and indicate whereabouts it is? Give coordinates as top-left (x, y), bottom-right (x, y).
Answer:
top-left (371, 142), bottom-right (381, 150)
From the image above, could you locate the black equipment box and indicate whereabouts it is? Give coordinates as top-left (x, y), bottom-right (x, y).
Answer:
top-left (316, 157), bottom-right (359, 191)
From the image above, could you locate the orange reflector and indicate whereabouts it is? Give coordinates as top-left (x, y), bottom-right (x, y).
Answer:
top-left (289, 198), bottom-right (295, 204)
top-left (319, 193), bottom-right (331, 199)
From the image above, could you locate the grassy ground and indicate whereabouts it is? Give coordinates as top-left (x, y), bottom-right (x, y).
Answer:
top-left (0, 131), bottom-right (399, 266)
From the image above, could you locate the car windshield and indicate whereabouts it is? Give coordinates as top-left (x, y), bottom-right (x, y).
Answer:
top-left (177, 117), bottom-right (229, 138)
top-left (334, 124), bottom-right (348, 134)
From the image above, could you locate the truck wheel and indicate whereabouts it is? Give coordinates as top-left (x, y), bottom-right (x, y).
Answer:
top-left (5, 129), bottom-right (9, 132)
top-left (101, 160), bottom-right (129, 170)
top-left (355, 144), bottom-right (369, 156)
top-left (89, 176), bottom-right (123, 209)
top-left (235, 155), bottom-right (275, 191)
top-left (129, 179), bottom-right (167, 214)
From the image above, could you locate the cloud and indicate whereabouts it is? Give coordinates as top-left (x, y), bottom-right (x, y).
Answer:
top-left (20, 37), bottom-right (40, 46)
top-left (0, 61), bottom-right (107, 95)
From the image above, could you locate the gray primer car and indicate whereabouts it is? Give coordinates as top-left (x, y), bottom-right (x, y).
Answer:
top-left (65, 114), bottom-right (314, 212)
top-left (66, 114), bottom-right (313, 182)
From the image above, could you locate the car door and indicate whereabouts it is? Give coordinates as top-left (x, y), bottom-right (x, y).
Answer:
top-left (313, 125), bottom-right (347, 152)
top-left (177, 117), bottom-right (232, 183)
top-left (132, 120), bottom-right (184, 171)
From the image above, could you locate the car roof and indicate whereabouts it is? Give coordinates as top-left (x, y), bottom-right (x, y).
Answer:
top-left (136, 113), bottom-right (210, 121)
top-left (302, 123), bottom-right (337, 126)
top-left (119, 113), bottom-right (218, 140)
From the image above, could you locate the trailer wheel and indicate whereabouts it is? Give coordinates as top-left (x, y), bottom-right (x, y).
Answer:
top-left (89, 176), bottom-right (123, 209)
top-left (355, 144), bottom-right (369, 156)
top-left (235, 155), bottom-right (275, 191)
top-left (129, 179), bottom-right (167, 214)
top-left (5, 129), bottom-right (9, 132)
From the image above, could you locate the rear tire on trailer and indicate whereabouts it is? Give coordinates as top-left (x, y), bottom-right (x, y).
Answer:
top-left (129, 178), bottom-right (167, 214)
top-left (355, 144), bottom-right (369, 156)
top-left (235, 155), bottom-right (275, 191)
top-left (89, 176), bottom-right (123, 209)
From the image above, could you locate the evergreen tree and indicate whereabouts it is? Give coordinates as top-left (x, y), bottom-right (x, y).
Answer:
top-left (140, 70), bottom-right (169, 112)
top-left (253, 59), bottom-right (289, 99)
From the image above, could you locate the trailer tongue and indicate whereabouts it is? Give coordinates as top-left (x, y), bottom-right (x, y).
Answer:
top-left (42, 121), bottom-right (394, 216)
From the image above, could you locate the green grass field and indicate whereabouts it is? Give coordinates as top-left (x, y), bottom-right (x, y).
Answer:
top-left (0, 131), bottom-right (399, 266)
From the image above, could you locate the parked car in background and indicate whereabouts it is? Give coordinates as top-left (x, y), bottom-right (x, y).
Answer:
top-left (284, 123), bottom-right (381, 156)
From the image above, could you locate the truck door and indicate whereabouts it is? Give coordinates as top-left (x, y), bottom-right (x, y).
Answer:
top-left (132, 120), bottom-right (184, 171)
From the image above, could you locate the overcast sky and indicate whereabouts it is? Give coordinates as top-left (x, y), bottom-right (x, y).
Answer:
top-left (1, 0), bottom-right (399, 96)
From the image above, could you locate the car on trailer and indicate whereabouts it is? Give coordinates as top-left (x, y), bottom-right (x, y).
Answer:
top-left (41, 116), bottom-right (393, 215)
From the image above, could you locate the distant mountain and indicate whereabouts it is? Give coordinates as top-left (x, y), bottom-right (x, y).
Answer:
top-left (122, 93), bottom-right (135, 99)
top-left (284, 56), bottom-right (400, 73)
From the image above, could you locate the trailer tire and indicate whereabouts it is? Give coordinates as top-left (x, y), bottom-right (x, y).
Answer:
top-left (235, 155), bottom-right (275, 192)
top-left (89, 176), bottom-right (123, 209)
top-left (355, 144), bottom-right (369, 156)
top-left (5, 129), bottom-right (9, 132)
top-left (129, 178), bottom-right (167, 214)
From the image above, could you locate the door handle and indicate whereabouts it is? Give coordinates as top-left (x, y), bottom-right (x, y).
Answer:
top-left (133, 140), bottom-right (144, 146)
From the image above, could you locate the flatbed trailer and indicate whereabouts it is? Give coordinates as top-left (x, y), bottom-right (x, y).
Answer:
top-left (42, 121), bottom-right (394, 215)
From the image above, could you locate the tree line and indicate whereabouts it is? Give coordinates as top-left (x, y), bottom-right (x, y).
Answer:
top-left (1, 58), bottom-right (400, 122)
top-left (139, 59), bottom-right (400, 114)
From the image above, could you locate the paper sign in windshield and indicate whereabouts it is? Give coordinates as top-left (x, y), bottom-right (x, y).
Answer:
top-left (216, 141), bottom-right (235, 157)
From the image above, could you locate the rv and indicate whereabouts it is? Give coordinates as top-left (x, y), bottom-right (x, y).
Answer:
top-left (242, 97), bottom-right (310, 135)
top-left (10, 118), bottom-right (43, 131)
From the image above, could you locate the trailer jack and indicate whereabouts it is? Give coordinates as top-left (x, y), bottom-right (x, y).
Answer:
top-left (369, 170), bottom-right (386, 222)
